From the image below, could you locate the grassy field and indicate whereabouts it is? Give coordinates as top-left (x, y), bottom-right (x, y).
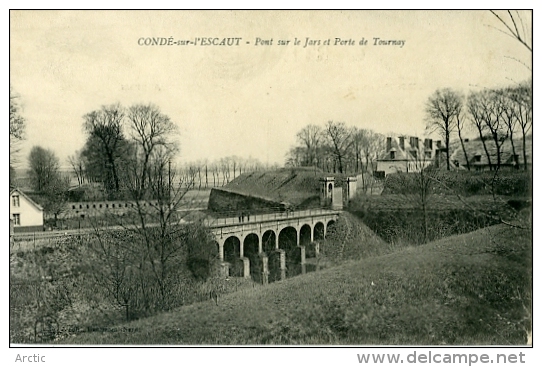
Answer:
top-left (61, 222), bottom-right (531, 345)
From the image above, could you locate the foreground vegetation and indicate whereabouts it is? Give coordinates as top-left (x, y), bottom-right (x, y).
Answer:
top-left (59, 221), bottom-right (531, 345)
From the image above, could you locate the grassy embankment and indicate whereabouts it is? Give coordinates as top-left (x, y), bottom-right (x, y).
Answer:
top-left (62, 218), bottom-right (531, 345)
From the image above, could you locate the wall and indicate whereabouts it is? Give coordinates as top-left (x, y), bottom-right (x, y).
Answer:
top-left (59, 200), bottom-right (160, 219)
top-left (10, 191), bottom-right (43, 229)
top-left (376, 160), bottom-right (408, 176)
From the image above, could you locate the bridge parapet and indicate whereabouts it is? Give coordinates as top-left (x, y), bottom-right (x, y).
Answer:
top-left (205, 208), bottom-right (340, 228)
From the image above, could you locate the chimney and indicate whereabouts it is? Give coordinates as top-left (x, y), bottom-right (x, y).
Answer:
top-left (399, 136), bottom-right (405, 151)
top-left (386, 137), bottom-right (392, 152)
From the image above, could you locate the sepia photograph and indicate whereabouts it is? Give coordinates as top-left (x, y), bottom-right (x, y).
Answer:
top-left (9, 8), bottom-right (532, 353)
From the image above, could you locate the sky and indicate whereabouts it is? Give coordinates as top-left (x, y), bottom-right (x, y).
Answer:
top-left (9, 10), bottom-right (532, 170)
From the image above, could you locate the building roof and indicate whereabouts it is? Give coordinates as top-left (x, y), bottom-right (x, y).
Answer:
top-left (379, 136), bottom-right (440, 161)
top-left (10, 188), bottom-right (44, 211)
top-left (449, 136), bottom-right (532, 168)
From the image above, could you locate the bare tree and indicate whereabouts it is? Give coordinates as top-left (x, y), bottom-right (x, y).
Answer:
top-left (455, 104), bottom-right (470, 171)
top-left (10, 85), bottom-right (26, 167)
top-left (219, 157), bottom-right (231, 185)
top-left (425, 89), bottom-right (463, 171)
top-left (204, 161), bottom-right (209, 189)
top-left (285, 146), bottom-right (305, 168)
top-left (350, 127), bottom-right (365, 174)
top-left (393, 152), bottom-right (441, 244)
top-left (508, 80), bottom-right (532, 170)
top-left (88, 103), bottom-right (218, 316)
top-left (362, 130), bottom-right (386, 174)
top-left (28, 146), bottom-right (61, 192)
top-left (467, 90), bottom-right (494, 170)
top-left (490, 10), bottom-right (532, 53)
top-left (296, 124), bottom-right (323, 167)
top-left (27, 146), bottom-right (69, 227)
top-left (126, 103), bottom-right (178, 197)
top-left (324, 121), bottom-right (353, 174)
top-left (82, 104), bottom-right (129, 195)
top-left (42, 174), bottom-right (70, 228)
top-left (482, 89), bottom-right (508, 170)
top-left (68, 151), bottom-right (87, 186)
top-left (501, 87), bottom-right (520, 168)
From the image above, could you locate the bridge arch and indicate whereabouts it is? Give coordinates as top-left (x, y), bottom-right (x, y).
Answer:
top-left (243, 233), bottom-right (261, 282)
top-left (299, 224), bottom-right (312, 247)
top-left (313, 221), bottom-right (325, 241)
top-left (262, 229), bottom-right (277, 254)
top-left (223, 236), bottom-right (241, 276)
top-left (278, 226), bottom-right (299, 267)
top-left (243, 233), bottom-right (260, 256)
top-left (278, 226), bottom-right (298, 251)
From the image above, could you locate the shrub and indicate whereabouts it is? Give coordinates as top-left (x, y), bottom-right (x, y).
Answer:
top-left (382, 171), bottom-right (531, 197)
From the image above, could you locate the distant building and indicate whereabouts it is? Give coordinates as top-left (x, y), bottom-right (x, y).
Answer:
top-left (9, 188), bottom-right (44, 232)
top-left (377, 136), bottom-right (445, 176)
top-left (449, 137), bottom-right (532, 171)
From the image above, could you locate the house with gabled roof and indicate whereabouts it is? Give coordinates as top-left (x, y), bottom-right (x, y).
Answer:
top-left (376, 136), bottom-right (445, 176)
top-left (9, 188), bottom-right (44, 232)
top-left (449, 137), bottom-right (532, 171)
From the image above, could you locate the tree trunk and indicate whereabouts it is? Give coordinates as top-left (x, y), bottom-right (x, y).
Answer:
top-left (477, 130), bottom-right (493, 170)
top-left (492, 134), bottom-right (502, 170)
top-left (457, 124), bottom-right (470, 171)
top-left (522, 128), bottom-right (528, 170)
top-left (509, 132), bottom-right (518, 169)
top-left (445, 129), bottom-right (451, 171)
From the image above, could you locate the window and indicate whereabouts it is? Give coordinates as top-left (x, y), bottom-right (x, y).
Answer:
top-left (410, 151), bottom-right (417, 159)
top-left (72, 205), bottom-right (76, 209)
top-left (425, 151), bottom-right (432, 159)
top-left (390, 151), bottom-right (396, 159)
top-left (13, 214), bottom-right (20, 225)
top-left (12, 195), bottom-right (20, 207)
top-left (474, 155), bottom-right (481, 163)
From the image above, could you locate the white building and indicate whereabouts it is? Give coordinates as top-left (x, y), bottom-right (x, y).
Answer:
top-left (9, 188), bottom-right (44, 232)
top-left (377, 136), bottom-right (444, 176)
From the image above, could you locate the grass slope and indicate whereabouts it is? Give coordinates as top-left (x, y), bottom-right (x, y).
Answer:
top-left (62, 224), bottom-right (531, 345)
top-left (321, 211), bottom-right (391, 262)
top-left (222, 167), bottom-right (346, 207)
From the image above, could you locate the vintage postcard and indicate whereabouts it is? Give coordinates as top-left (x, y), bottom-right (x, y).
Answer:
top-left (9, 8), bottom-right (533, 362)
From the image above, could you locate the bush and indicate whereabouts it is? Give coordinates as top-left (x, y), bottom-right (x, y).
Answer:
top-left (382, 170), bottom-right (531, 197)
top-left (351, 208), bottom-right (500, 246)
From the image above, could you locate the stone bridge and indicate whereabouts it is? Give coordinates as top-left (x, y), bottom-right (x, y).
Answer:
top-left (204, 208), bottom-right (340, 282)
top-left (12, 208), bottom-right (341, 283)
